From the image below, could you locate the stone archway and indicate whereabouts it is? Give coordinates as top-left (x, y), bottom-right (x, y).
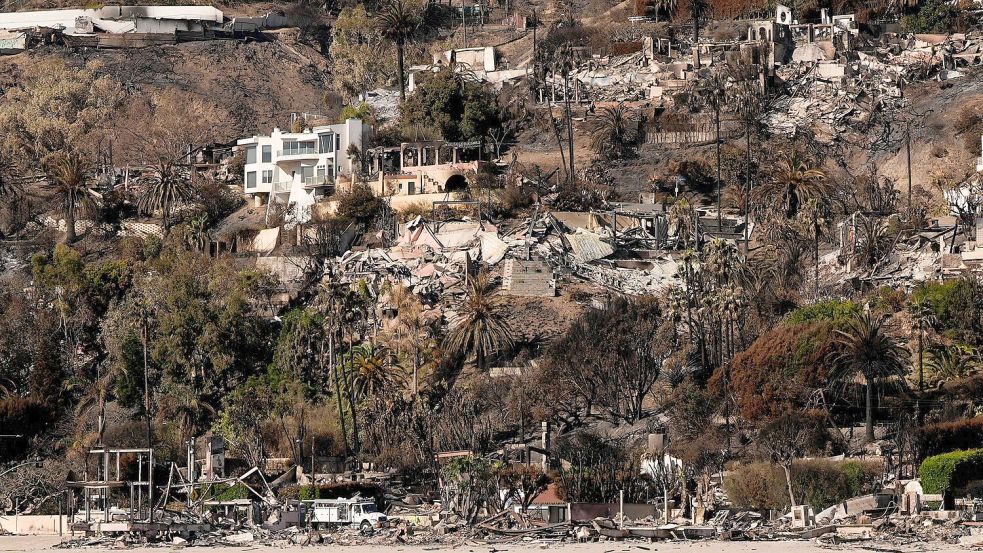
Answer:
top-left (444, 174), bottom-right (468, 192)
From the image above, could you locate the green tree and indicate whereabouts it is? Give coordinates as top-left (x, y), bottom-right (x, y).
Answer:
top-left (901, 0), bottom-right (957, 33)
top-left (833, 312), bottom-right (909, 442)
top-left (400, 67), bottom-right (499, 142)
top-left (757, 149), bottom-right (828, 219)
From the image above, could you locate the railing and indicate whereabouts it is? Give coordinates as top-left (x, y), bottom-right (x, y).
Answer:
top-left (271, 180), bottom-right (292, 193)
top-left (276, 146), bottom-right (318, 157)
top-left (303, 176), bottom-right (335, 186)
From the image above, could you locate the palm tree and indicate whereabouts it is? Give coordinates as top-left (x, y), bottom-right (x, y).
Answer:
top-left (654, 0), bottom-right (678, 21)
top-left (907, 298), bottom-right (939, 391)
top-left (590, 104), bottom-right (639, 161)
top-left (833, 312), bottom-right (909, 442)
top-left (185, 214), bottom-right (210, 251)
top-left (156, 383), bottom-right (216, 446)
top-left (688, 0), bottom-right (710, 52)
top-left (376, 0), bottom-right (421, 102)
top-left (350, 343), bottom-right (406, 401)
top-left (138, 165), bottom-right (195, 229)
top-left (759, 150), bottom-right (828, 219)
top-left (688, 74), bottom-right (727, 228)
top-left (47, 152), bottom-right (92, 243)
top-left (925, 344), bottom-right (977, 382)
top-left (443, 271), bottom-right (515, 371)
top-left (669, 199), bottom-right (697, 249)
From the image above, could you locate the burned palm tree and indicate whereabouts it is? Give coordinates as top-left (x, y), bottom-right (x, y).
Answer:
top-left (443, 271), bottom-right (515, 371)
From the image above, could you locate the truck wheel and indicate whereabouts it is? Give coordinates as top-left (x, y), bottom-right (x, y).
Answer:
top-left (360, 521), bottom-right (372, 534)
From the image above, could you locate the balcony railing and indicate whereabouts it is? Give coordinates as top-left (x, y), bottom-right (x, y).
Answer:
top-left (276, 146), bottom-right (318, 157)
top-left (302, 176), bottom-right (335, 187)
top-left (271, 180), bottom-right (292, 193)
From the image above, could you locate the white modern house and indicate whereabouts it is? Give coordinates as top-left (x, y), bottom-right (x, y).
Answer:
top-left (237, 118), bottom-right (370, 222)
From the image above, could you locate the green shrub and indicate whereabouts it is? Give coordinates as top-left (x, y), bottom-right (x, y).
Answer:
top-left (917, 417), bottom-right (983, 457)
top-left (340, 102), bottom-right (371, 122)
top-left (786, 299), bottom-right (859, 325)
top-left (901, 0), bottom-right (957, 33)
top-left (919, 449), bottom-right (983, 495)
top-left (725, 459), bottom-right (883, 511)
top-left (910, 279), bottom-right (983, 344)
top-left (212, 483), bottom-right (251, 502)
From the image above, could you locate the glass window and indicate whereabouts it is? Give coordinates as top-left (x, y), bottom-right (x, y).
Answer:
top-left (262, 145), bottom-right (271, 163)
top-left (317, 166), bottom-right (325, 182)
top-left (246, 171), bottom-right (256, 188)
top-left (245, 146), bottom-right (256, 164)
top-left (283, 141), bottom-right (316, 156)
top-left (262, 170), bottom-right (273, 184)
top-left (319, 133), bottom-right (334, 153)
top-left (301, 166), bottom-right (314, 184)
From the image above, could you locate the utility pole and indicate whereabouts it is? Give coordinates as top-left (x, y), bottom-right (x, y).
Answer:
top-left (564, 68), bottom-right (575, 184)
top-left (142, 316), bottom-right (153, 522)
top-left (906, 123), bottom-right (913, 212)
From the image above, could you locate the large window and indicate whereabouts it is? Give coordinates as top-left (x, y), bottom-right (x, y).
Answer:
top-left (262, 170), bottom-right (273, 184)
top-left (301, 166), bottom-right (315, 184)
top-left (246, 171), bottom-right (257, 188)
top-left (319, 133), bottom-right (334, 153)
top-left (282, 141), bottom-right (316, 156)
top-left (245, 146), bottom-right (257, 164)
top-left (262, 145), bottom-right (272, 163)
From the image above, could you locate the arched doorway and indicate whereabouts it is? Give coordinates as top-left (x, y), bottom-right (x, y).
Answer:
top-left (444, 174), bottom-right (468, 192)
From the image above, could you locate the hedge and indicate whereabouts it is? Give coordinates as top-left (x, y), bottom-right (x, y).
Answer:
top-left (725, 459), bottom-right (882, 511)
top-left (786, 299), bottom-right (860, 326)
top-left (919, 449), bottom-right (983, 495)
top-left (917, 417), bottom-right (983, 458)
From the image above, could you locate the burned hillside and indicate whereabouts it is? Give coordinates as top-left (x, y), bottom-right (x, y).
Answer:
top-left (2, 0), bottom-right (983, 549)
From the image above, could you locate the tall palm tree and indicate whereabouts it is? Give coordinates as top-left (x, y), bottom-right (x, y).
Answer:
top-left (376, 0), bottom-right (421, 102)
top-left (590, 104), bottom-right (639, 161)
top-left (443, 271), bottom-right (515, 371)
top-left (833, 312), bottom-right (909, 442)
top-left (47, 152), bottom-right (92, 243)
top-left (138, 165), bottom-right (195, 229)
top-left (688, 74), bottom-right (727, 228)
top-left (907, 298), bottom-right (939, 391)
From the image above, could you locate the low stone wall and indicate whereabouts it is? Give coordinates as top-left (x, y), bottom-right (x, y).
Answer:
top-left (0, 515), bottom-right (68, 535)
